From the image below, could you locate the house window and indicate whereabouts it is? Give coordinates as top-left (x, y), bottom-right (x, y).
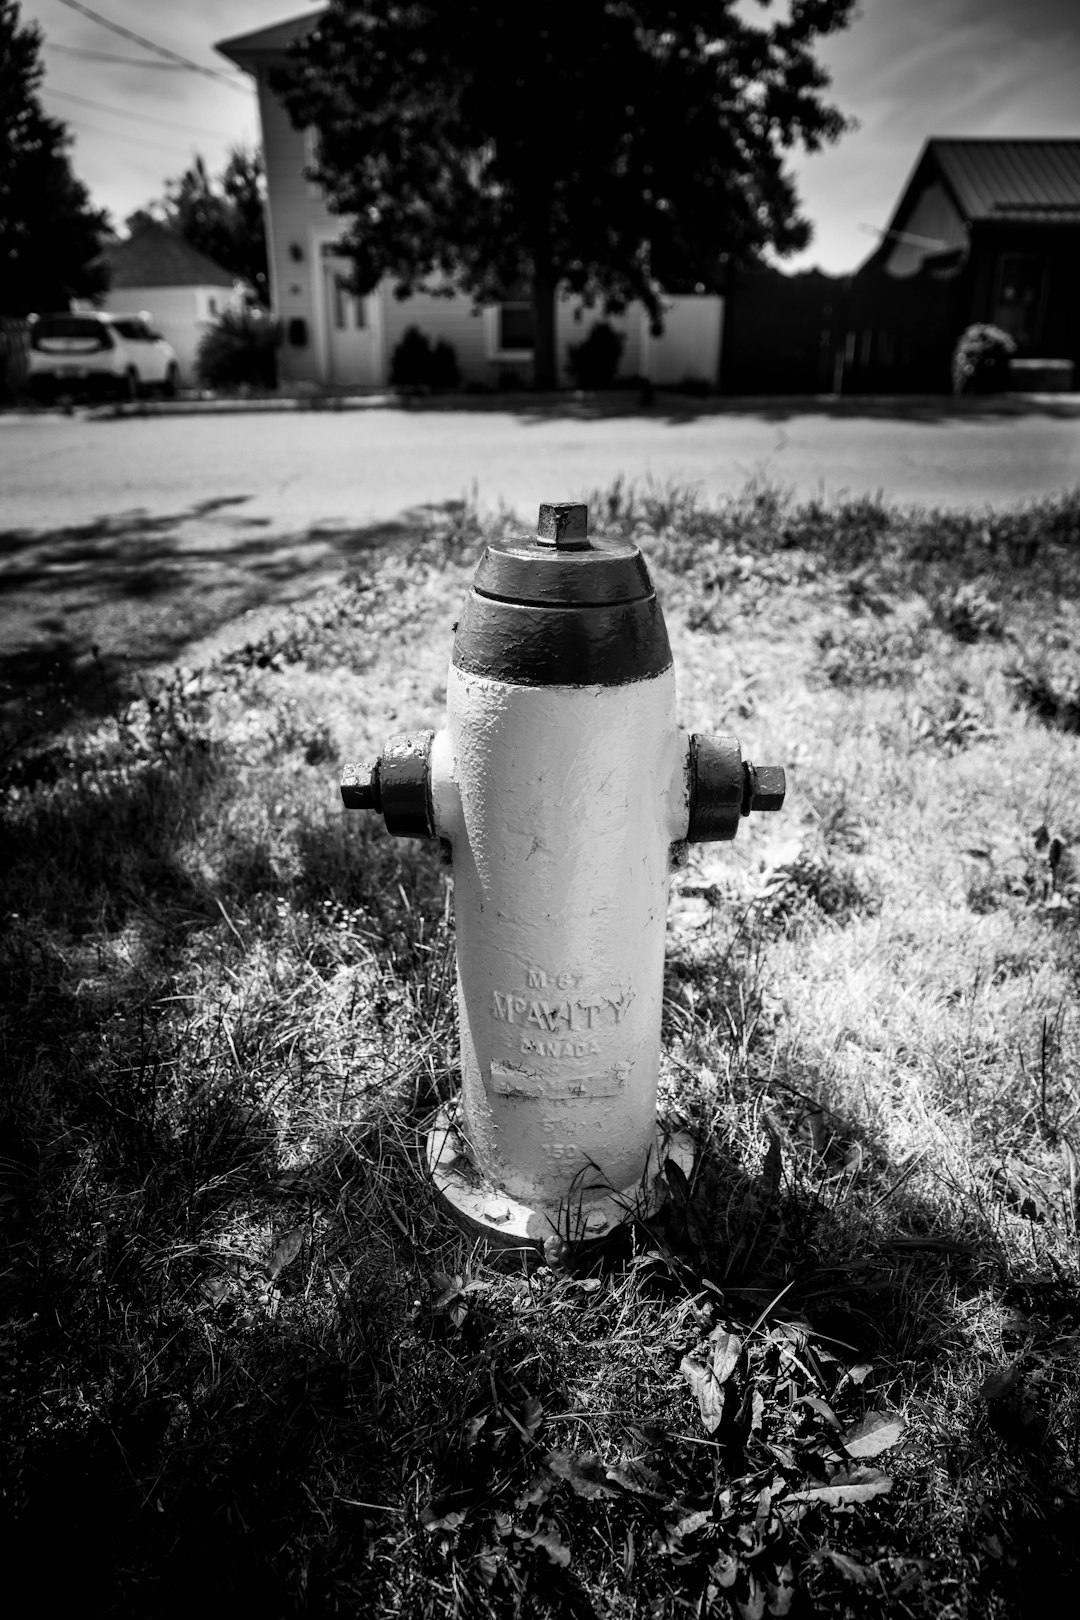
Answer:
top-left (207, 296), bottom-right (218, 317)
top-left (331, 273), bottom-right (366, 330)
top-left (994, 255), bottom-right (1047, 349)
top-left (497, 301), bottom-right (534, 354)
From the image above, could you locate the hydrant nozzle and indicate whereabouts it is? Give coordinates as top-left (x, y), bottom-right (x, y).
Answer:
top-left (341, 503), bottom-right (785, 1251)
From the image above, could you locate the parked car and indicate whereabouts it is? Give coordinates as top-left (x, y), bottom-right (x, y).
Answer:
top-left (26, 311), bottom-right (181, 402)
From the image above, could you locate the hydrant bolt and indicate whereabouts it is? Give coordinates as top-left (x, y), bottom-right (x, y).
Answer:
top-left (536, 501), bottom-right (590, 550)
top-left (341, 760), bottom-right (380, 811)
top-left (742, 762), bottom-right (787, 816)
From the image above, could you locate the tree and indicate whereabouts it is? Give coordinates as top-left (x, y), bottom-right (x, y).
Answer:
top-left (142, 147), bottom-right (269, 305)
top-left (0, 0), bottom-right (110, 314)
top-left (274, 0), bottom-right (856, 387)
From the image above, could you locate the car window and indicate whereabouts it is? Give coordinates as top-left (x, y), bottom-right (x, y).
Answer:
top-left (110, 318), bottom-right (148, 341)
top-left (33, 315), bottom-right (106, 340)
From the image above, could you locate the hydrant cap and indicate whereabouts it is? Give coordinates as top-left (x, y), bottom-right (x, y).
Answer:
top-left (453, 504), bottom-right (673, 686)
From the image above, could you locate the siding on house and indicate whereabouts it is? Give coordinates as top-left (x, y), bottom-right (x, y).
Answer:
top-left (255, 67), bottom-right (343, 385)
top-left (221, 10), bottom-right (725, 392)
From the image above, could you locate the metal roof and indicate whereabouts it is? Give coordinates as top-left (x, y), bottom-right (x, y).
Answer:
top-left (932, 139), bottom-right (1080, 223)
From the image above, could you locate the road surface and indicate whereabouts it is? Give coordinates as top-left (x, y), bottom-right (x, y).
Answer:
top-left (3, 396), bottom-right (1079, 535)
top-left (2, 398), bottom-right (1078, 720)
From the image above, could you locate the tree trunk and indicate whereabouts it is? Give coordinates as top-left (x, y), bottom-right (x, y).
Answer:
top-left (532, 257), bottom-right (558, 391)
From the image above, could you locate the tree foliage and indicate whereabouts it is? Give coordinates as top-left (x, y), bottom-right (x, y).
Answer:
top-left (274, 0), bottom-right (856, 385)
top-left (138, 147), bottom-right (269, 305)
top-left (0, 0), bottom-right (111, 314)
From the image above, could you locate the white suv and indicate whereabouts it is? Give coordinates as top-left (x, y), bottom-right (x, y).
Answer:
top-left (27, 311), bottom-right (181, 403)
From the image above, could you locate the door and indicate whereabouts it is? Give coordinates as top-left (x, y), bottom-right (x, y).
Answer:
top-left (993, 255), bottom-right (1048, 351)
top-left (320, 249), bottom-right (382, 386)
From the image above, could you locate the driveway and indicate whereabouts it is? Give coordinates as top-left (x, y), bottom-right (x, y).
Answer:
top-left (2, 397), bottom-right (1078, 746)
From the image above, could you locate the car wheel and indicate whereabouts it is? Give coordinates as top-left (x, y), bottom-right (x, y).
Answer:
top-left (161, 363), bottom-right (179, 399)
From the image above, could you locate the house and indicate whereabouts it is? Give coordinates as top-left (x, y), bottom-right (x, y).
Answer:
top-left (99, 220), bottom-right (239, 382)
top-left (847, 137), bottom-right (1080, 392)
top-left (215, 10), bottom-right (724, 391)
top-left (721, 138), bottom-right (1080, 395)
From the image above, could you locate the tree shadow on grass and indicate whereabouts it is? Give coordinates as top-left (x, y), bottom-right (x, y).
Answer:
top-left (0, 495), bottom-right (468, 759)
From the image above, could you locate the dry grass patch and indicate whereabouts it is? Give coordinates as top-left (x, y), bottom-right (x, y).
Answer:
top-left (2, 481), bottom-right (1079, 1618)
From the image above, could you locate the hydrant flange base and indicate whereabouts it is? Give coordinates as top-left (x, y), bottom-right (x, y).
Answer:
top-left (425, 1097), bottom-right (694, 1252)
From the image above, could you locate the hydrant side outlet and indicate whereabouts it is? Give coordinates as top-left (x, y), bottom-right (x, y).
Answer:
top-left (341, 504), bottom-right (785, 1249)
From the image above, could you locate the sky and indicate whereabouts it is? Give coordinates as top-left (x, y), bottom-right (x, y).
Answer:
top-left (19, 0), bottom-right (1080, 275)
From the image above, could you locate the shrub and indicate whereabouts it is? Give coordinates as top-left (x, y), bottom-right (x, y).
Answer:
top-left (196, 306), bottom-right (280, 390)
top-left (951, 323), bottom-right (1016, 395)
top-left (566, 320), bottom-right (625, 389)
top-left (388, 326), bottom-right (461, 390)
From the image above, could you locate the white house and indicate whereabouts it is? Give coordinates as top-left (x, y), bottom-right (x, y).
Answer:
top-left (99, 221), bottom-right (239, 383)
top-left (215, 9), bottom-right (724, 391)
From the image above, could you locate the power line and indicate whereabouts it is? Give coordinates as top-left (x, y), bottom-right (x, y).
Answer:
top-left (60, 115), bottom-right (196, 158)
top-left (48, 86), bottom-right (250, 141)
top-left (47, 43), bottom-right (193, 69)
top-left (50, 0), bottom-right (251, 92)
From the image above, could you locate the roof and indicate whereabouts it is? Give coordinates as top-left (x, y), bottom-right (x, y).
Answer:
top-left (101, 223), bottom-right (235, 289)
top-left (216, 9), bottom-right (320, 67)
top-left (932, 139), bottom-right (1080, 223)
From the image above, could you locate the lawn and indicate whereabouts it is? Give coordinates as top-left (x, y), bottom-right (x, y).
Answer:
top-left (2, 478), bottom-right (1079, 1618)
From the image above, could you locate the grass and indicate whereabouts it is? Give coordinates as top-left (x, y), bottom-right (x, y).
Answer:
top-left (2, 477), bottom-right (1080, 1618)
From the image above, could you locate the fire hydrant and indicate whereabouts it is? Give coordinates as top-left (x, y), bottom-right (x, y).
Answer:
top-left (342, 503), bottom-right (784, 1247)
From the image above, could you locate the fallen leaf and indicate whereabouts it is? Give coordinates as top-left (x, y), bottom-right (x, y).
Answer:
top-left (819, 1548), bottom-right (874, 1584)
top-left (709, 1329), bottom-right (743, 1384)
top-left (420, 1499), bottom-right (469, 1532)
top-left (842, 1410), bottom-right (906, 1458)
top-left (711, 1548), bottom-right (739, 1588)
top-left (980, 1364), bottom-right (1023, 1402)
top-left (521, 1395), bottom-right (544, 1436)
top-left (545, 1449), bottom-right (620, 1499)
top-left (767, 1559), bottom-right (796, 1616)
top-left (605, 1458), bottom-right (667, 1499)
top-left (680, 1356), bottom-right (726, 1433)
top-left (266, 1225), bottom-right (307, 1281)
top-left (796, 1394), bottom-right (841, 1429)
top-left (520, 1525), bottom-right (570, 1566)
top-left (734, 1570), bottom-right (766, 1620)
top-left (785, 1467), bottom-right (892, 1508)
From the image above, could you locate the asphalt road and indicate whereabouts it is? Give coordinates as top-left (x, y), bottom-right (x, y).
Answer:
top-left (3, 395), bottom-right (1079, 535)
top-left (2, 397), bottom-right (1078, 728)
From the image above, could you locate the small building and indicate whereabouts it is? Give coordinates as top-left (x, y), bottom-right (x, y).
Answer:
top-left (721, 137), bottom-right (1080, 395)
top-left (848, 137), bottom-right (1080, 392)
top-left (99, 221), bottom-right (239, 383)
top-left (215, 10), bottom-right (724, 392)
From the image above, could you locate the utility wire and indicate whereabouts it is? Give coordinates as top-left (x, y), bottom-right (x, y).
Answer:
top-left (50, 0), bottom-right (251, 91)
top-left (48, 86), bottom-right (249, 140)
top-left (47, 42), bottom-right (194, 69)
top-left (61, 115), bottom-right (196, 157)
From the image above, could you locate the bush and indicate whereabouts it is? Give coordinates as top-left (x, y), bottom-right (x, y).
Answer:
top-left (951, 323), bottom-right (1016, 395)
top-left (196, 306), bottom-right (280, 390)
top-left (566, 320), bottom-right (625, 389)
top-left (388, 326), bottom-right (461, 390)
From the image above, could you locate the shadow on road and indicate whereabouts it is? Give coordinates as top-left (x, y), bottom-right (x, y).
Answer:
top-left (0, 493), bottom-right (464, 762)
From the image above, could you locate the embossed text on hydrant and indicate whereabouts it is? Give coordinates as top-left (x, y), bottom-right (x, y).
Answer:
top-left (489, 986), bottom-right (635, 1035)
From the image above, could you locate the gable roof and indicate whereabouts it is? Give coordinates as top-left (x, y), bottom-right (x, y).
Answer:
top-left (216, 9), bottom-right (320, 68)
top-left (102, 223), bottom-right (235, 289)
top-left (932, 138), bottom-right (1080, 224)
